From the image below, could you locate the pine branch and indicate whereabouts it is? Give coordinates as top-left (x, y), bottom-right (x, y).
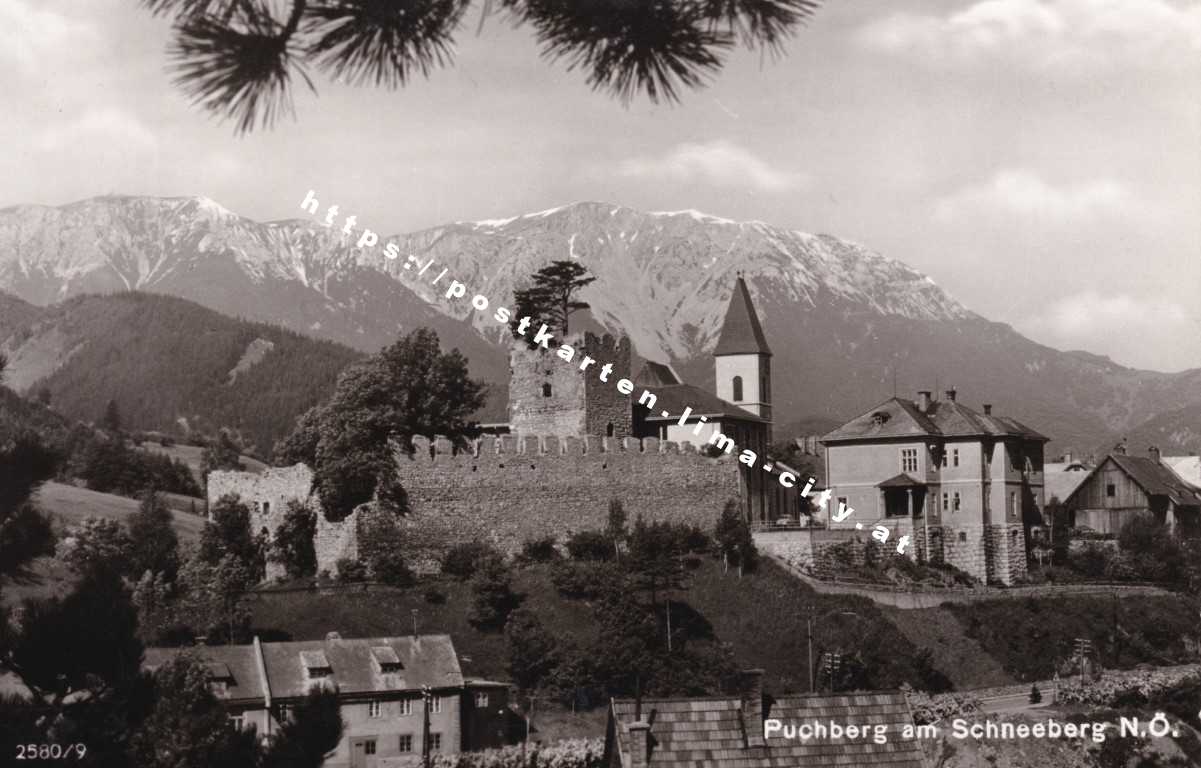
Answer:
top-left (304, 0), bottom-right (471, 88)
top-left (169, 0), bottom-right (314, 133)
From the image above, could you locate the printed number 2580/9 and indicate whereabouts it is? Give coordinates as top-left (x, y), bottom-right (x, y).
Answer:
top-left (16, 744), bottom-right (87, 760)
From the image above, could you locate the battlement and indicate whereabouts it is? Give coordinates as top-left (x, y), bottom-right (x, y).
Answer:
top-left (408, 434), bottom-right (725, 459)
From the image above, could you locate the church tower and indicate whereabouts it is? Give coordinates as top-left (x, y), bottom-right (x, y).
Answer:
top-left (713, 274), bottom-right (773, 439)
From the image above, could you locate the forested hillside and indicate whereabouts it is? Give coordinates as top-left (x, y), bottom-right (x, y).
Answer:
top-left (0, 292), bottom-right (363, 456)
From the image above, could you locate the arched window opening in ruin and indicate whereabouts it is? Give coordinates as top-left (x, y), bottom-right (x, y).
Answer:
top-left (732, 376), bottom-right (743, 401)
top-left (262, 501), bottom-right (270, 515)
top-left (542, 383), bottom-right (552, 398)
top-left (606, 422), bottom-right (614, 437)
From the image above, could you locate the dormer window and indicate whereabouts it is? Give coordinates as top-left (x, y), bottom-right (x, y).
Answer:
top-left (206, 662), bottom-right (234, 698)
top-left (301, 650), bottom-right (333, 690)
top-left (732, 376), bottom-right (743, 401)
top-left (371, 646), bottom-right (404, 688)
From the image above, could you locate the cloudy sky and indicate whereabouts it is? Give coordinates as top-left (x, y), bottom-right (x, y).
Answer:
top-left (3, 0), bottom-right (1199, 371)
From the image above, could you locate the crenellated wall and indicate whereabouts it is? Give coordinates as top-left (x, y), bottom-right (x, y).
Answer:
top-left (210, 435), bottom-right (743, 577)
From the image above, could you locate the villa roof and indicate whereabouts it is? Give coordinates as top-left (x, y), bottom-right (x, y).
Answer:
top-left (821, 397), bottom-right (1047, 444)
top-left (608, 691), bottom-right (924, 768)
top-left (713, 277), bottom-right (772, 357)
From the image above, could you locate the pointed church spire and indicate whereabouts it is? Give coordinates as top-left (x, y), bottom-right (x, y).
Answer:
top-left (714, 275), bottom-right (772, 357)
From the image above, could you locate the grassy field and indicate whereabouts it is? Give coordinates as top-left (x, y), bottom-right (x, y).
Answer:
top-left (881, 605), bottom-right (1014, 689)
top-left (135, 442), bottom-right (268, 485)
top-left (3, 482), bottom-right (209, 606)
top-left (35, 481), bottom-right (206, 540)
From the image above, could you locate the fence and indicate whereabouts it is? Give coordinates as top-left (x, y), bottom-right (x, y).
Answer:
top-left (767, 554), bottom-right (1174, 609)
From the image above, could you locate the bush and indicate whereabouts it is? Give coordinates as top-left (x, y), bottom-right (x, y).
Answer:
top-left (336, 558), bottom-right (368, 583)
top-left (468, 560), bottom-right (523, 631)
top-left (519, 536), bottom-right (561, 564)
top-left (566, 530), bottom-right (613, 562)
top-left (424, 588), bottom-right (447, 604)
top-left (550, 561), bottom-right (622, 600)
top-left (1068, 542), bottom-right (1112, 579)
top-left (442, 542), bottom-right (505, 579)
top-left (371, 549), bottom-right (415, 587)
top-left (905, 690), bottom-right (983, 725)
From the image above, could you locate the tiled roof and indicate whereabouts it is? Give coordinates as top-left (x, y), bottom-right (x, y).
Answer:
top-left (260, 635), bottom-right (463, 700)
top-left (609, 692), bottom-right (925, 768)
top-left (640, 384), bottom-right (767, 424)
top-left (1043, 462), bottom-right (1091, 504)
top-left (1074, 455), bottom-right (1201, 509)
top-left (144, 645), bottom-right (266, 705)
top-left (714, 277), bottom-right (772, 357)
top-left (822, 397), bottom-right (1047, 443)
top-left (1165, 456), bottom-right (1201, 490)
top-left (143, 634), bottom-right (464, 705)
top-left (636, 361), bottom-right (683, 387)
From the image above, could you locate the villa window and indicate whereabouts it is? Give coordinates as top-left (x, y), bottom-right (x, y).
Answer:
top-left (475, 692), bottom-right (489, 707)
top-left (399, 698), bottom-right (413, 716)
top-left (901, 448), bottom-right (918, 473)
top-left (953, 492), bottom-right (961, 512)
top-left (430, 734), bottom-right (443, 752)
top-left (364, 740), bottom-right (377, 756)
top-left (229, 714), bottom-right (245, 731)
top-left (369, 699), bottom-right (382, 718)
top-left (941, 492), bottom-right (949, 511)
top-left (732, 376), bottom-right (743, 401)
top-left (399, 735), bottom-right (413, 753)
top-left (952, 449), bottom-right (960, 468)
top-left (430, 696), bottom-right (443, 714)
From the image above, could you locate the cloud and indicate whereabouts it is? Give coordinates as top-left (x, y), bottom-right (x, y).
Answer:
top-left (856, 0), bottom-right (1201, 77)
top-left (614, 140), bottom-right (807, 192)
top-left (0, 0), bottom-right (96, 73)
top-left (934, 169), bottom-right (1132, 222)
top-left (1024, 290), bottom-right (1200, 369)
top-left (35, 108), bottom-right (159, 153)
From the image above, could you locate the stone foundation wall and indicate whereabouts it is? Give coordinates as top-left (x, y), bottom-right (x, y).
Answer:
top-left (985, 522), bottom-right (1028, 585)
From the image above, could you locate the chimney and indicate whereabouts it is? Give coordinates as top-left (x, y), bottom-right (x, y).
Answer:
top-left (741, 669), bottom-right (765, 746)
top-left (1149, 446), bottom-right (1161, 463)
top-left (1064, 451), bottom-right (1073, 464)
top-left (628, 721), bottom-right (651, 768)
top-left (917, 391), bottom-right (932, 413)
top-left (945, 388), bottom-right (957, 402)
top-left (982, 404), bottom-right (992, 416)
top-left (1116, 439), bottom-right (1128, 456)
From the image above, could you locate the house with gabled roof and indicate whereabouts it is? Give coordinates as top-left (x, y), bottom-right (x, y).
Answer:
top-left (820, 389), bottom-right (1048, 585)
top-left (144, 633), bottom-right (511, 768)
top-left (1064, 446), bottom-right (1201, 537)
top-left (603, 670), bottom-right (926, 768)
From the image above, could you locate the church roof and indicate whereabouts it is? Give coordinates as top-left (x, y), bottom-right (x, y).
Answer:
top-left (713, 276), bottom-right (772, 357)
top-left (635, 360), bottom-right (683, 387)
top-left (640, 384), bottom-right (768, 424)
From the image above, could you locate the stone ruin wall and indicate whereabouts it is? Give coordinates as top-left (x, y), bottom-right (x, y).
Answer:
top-left (210, 435), bottom-right (743, 577)
top-left (207, 464), bottom-right (316, 580)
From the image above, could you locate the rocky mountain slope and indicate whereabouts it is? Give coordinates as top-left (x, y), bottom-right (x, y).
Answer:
top-left (1, 195), bottom-right (1198, 452)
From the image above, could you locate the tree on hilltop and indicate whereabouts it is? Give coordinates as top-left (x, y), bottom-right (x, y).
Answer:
top-left (101, 398), bottom-right (123, 433)
top-left (139, 0), bottom-right (823, 133)
top-left (510, 260), bottom-right (596, 338)
top-left (276, 328), bottom-right (487, 519)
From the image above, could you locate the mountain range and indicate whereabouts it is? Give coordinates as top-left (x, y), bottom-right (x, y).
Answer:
top-left (1, 194), bottom-right (1198, 455)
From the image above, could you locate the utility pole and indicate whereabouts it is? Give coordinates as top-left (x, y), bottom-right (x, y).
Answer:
top-left (421, 685), bottom-right (432, 768)
top-left (803, 604), bottom-right (816, 693)
top-left (1073, 638), bottom-right (1092, 685)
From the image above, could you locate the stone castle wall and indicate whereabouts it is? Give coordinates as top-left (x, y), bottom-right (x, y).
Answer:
top-left (509, 333), bottom-right (632, 438)
top-left (210, 435), bottom-right (742, 577)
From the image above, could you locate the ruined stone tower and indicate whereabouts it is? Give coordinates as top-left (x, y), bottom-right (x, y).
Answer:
top-left (508, 331), bottom-right (633, 438)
